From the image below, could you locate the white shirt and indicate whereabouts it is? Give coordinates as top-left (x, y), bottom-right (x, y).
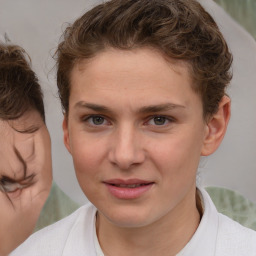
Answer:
top-left (11, 188), bottom-right (256, 256)
top-left (177, 188), bottom-right (256, 255)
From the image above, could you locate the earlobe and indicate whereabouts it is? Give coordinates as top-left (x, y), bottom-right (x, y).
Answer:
top-left (63, 115), bottom-right (71, 154)
top-left (201, 95), bottom-right (231, 156)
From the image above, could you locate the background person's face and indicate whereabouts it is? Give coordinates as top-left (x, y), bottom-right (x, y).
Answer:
top-left (64, 48), bottom-right (209, 228)
top-left (0, 109), bottom-right (52, 253)
top-left (0, 110), bottom-right (51, 195)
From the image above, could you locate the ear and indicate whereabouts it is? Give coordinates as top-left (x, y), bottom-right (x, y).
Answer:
top-left (201, 95), bottom-right (231, 156)
top-left (62, 115), bottom-right (71, 154)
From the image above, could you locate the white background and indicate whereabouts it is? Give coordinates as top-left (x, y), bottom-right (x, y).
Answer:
top-left (0, 0), bottom-right (255, 204)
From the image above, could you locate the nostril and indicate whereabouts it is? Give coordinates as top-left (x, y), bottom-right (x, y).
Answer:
top-left (109, 151), bottom-right (145, 170)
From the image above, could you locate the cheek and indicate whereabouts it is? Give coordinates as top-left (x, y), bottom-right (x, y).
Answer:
top-left (70, 136), bottom-right (108, 203)
top-left (15, 136), bottom-right (34, 161)
top-left (71, 135), bottom-right (106, 177)
top-left (24, 128), bottom-right (52, 182)
top-left (148, 130), bottom-right (204, 177)
top-left (147, 133), bottom-right (203, 206)
top-left (38, 129), bottom-right (52, 173)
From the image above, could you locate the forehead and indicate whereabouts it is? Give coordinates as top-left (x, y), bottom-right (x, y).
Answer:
top-left (72, 47), bottom-right (191, 81)
top-left (71, 48), bottom-right (192, 89)
top-left (70, 48), bottom-right (199, 110)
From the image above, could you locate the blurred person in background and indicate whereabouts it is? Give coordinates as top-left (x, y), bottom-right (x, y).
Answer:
top-left (0, 43), bottom-right (52, 255)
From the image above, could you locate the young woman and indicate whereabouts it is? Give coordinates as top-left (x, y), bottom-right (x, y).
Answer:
top-left (0, 43), bottom-right (52, 256)
top-left (11, 0), bottom-right (256, 255)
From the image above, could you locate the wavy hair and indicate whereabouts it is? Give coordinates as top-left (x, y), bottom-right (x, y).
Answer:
top-left (56, 0), bottom-right (232, 119)
top-left (0, 43), bottom-right (45, 122)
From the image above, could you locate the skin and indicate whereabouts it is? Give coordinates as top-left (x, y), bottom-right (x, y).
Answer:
top-left (0, 110), bottom-right (52, 256)
top-left (63, 48), bottom-right (230, 256)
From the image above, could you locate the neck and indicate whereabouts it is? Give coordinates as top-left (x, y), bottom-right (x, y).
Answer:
top-left (96, 188), bottom-right (201, 256)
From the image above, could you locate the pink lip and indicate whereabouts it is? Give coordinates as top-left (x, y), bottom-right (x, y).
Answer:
top-left (103, 179), bottom-right (154, 199)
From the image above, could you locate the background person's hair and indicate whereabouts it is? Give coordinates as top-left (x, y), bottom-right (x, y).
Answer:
top-left (0, 43), bottom-right (45, 122)
top-left (55, 0), bottom-right (232, 119)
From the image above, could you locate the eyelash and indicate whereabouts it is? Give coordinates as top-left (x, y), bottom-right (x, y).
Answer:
top-left (81, 114), bottom-right (175, 128)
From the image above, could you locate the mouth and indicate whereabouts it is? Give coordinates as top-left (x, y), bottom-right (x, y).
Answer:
top-left (103, 179), bottom-right (154, 199)
top-left (108, 183), bottom-right (153, 188)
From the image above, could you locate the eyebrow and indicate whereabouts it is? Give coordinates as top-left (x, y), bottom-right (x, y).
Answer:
top-left (74, 101), bottom-right (185, 114)
top-left (138, 103), bottom-right (186, 113)
top-left (75, 102), bottom-right (110, 113)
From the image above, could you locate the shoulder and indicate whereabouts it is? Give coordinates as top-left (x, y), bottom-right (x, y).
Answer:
top-left (198, 187), bottom-right (256, 255)
top-left (216, 210), bottom-right (256, 255)
top-left (10, 203), bottom-right (96, 256)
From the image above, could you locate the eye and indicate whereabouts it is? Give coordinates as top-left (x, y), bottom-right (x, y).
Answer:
top-left (147, 116), bottom-right (173, 126)
top-left (83, 115), bottom-right (110, 126)
top-left (89, 116), bottom-right (106, 125)
top-left (93, 116), bottom-right (105, 125)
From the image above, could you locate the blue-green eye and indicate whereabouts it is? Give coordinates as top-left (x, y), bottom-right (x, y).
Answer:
top-left (148, 116), bottom-right (169, 126)
top-left (87, 116), bottom-right (106, 125)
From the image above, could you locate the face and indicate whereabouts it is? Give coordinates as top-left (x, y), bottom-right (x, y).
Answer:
top-left (64, 48), bottom-right (210, 228)
top-left (0, 110), bottom-right (51, 195)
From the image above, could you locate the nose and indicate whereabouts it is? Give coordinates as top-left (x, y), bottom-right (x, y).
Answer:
top-left (108, 125), bottom-right (145, 170)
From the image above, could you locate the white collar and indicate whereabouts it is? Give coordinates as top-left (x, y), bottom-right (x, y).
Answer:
top-left (177, 187), bottom-right (219, 255)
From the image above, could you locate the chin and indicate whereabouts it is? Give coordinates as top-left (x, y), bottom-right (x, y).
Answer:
top-left (99, 206), bottom-right (156, 229)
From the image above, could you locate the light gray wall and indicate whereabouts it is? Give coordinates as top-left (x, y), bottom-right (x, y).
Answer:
top-left (0, 0), bottom-right (255, 204)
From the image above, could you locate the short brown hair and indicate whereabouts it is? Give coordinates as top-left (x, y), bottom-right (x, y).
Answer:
top-left (0, 43), bottom-right (45, 195)
top-left (56, 0), bottom-right (232, 119)
top-left (0, 43), bottom-right (45, 122)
